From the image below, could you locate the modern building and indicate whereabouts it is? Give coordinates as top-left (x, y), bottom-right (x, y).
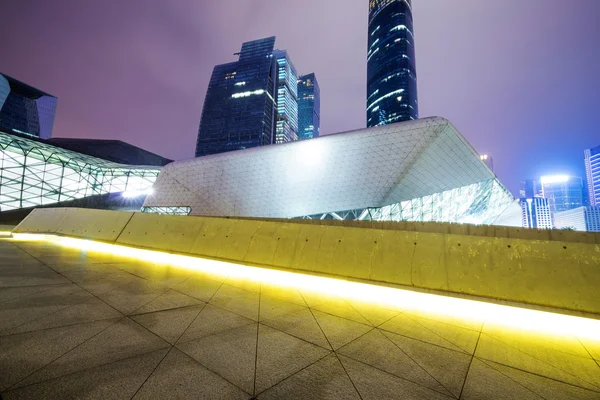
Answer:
top-left (367, 0), bottom-right (418, 127)
top-left (297, 73), bottom-right (320, 140)
top-left (479, 154), bottom-right (493, 172)
top-left (519, 197), bottom-right (553, 229)
top-left (554, 206), bottom-right (600, 232)
top-left (0, 130), bottom-right (160, 212)
top-left (585, 144), bottom-right (600, 206)
top-left (272, 50), bottom-right (299, 144)
top-left (0, 73), bottom-right (57, 140)
top-left (196, 37), bottom-right (278, 157)
top-left (540, 175), bottom-right (585, 213)
top-left (520, 179), bottom-right (541, 199)
top-left (143, 117), bottom-right (520, 225)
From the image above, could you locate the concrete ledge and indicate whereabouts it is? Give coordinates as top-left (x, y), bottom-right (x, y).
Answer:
top-left (13, 208), bottom-right (600, 316)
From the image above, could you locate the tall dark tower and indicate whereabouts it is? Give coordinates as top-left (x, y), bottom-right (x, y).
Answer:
top-left (367, 0), bottom-right (418, 127)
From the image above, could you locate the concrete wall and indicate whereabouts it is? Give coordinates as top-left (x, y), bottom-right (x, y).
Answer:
top-left (13, 208), bottom-right (600, 316)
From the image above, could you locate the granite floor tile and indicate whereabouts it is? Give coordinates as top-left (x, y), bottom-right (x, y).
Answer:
top-left (177, 303), bottom-right (255, 343)
top-left (223, 276), bottom-right (262, 293)
top-left (579, 338), bottom-right (600, 362)
top-left (345, 300), bottom-right (400, 326)
top-left (338, 354), bottom-right (453, 400)
top-left (259, 294), bottom-right (306, 321)
top-left (260, 284), bottom-right (306, 306)
top-left (3, 296), bottom-right (123, 335)
top-left (461, 358), bottom-right (542, 400)
top-left (257, 353), bottom-right (361, 400)
top-left (133, 348), bottom-right (250, 400)
top-left (311, 310), bottom-right (372, 350)
top-left (261, 308), bottom-right (331, 349)
top-left (337, 328), bottom-right (452, 396)
top-left (132, 289), bottom-right (203, 314)
top-left (482, 358), bottom-right (600, 399)
top-left (0, 284), bottom-right (93, 332)
top-left (3, 348), bottom-right (169, 400)
top-left (379, 313), bottom-right (479, 354)
top-left (0, 284), bottom-right (64, 304)
top-left (311, 298), bottom-right (372, 325)
top-left (382, 329), bottom-right (472, 398)
top-left (0, 318), bottom-right (120, 391)
top-left (476, 332), bottom-right (600, 391)
top-left (132, 304), bottom-right (205, 344)
top-left (177, 323), bottom-right (258, 394)
top-left (210, 284), bottom-right (260, 321)
top-left (172, 275), bottom-right (223, 302)
top-left (255, 324), bottom-right (330, 393)
top-left (97, 280), bottom-right (172, 314)
top-left (17, 317), bottom-right (170, 387)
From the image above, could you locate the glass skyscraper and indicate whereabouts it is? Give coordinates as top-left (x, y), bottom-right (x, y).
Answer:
top-left (0, 73), bottom-right (57, 140)
top-left (196, 37), bottom-right (278, 157)
top-left (367, 0), bottom-right (418, 127)
top-left (272, 50), bottom-right (299, 144)
top-left (585, 144), bottom-right (600, 206)
top-left (297, 73), bottom-right (320, 140)
top-left (540, 175), bottom-right (585, 213)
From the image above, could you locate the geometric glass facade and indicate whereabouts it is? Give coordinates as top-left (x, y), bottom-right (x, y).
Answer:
top-left (0, 131), bottom-right (159, 212)
top-left (140, 206), bottom-right (191, 216)
top-left (0, 73), bottom-right (57, 140)
top-left (584, 144), bottom-right (600, 206)
top-left (297, 73), bottom-right (320, 140)
top-left (195, 37), bottom-right (278, 157)
top-left (301, 178), bottom-right (516, 225)
top-left (367, 0), bottom-right (418, 127)
top-left (273, 50), bottom-right (299, 144)
top-left (540, 175), bottom-right (584, 213)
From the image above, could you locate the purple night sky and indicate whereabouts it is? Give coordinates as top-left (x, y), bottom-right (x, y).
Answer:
top-left (1, 0), bottom-right (598, 195)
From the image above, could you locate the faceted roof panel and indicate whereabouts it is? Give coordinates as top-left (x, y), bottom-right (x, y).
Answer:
top-left (144, 117), bottom-right (498, 218)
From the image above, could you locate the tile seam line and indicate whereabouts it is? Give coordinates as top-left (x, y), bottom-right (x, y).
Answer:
top-left (576, 337), bottom-right (600, 369)
top-left (477, 358), bottom-right (549, 400)
top-left (129, 346), bottom-right (173, 399)
top-left (458, 327), bottom-right (482, 399)
top-left (252, 285), bottom-right (262, 396)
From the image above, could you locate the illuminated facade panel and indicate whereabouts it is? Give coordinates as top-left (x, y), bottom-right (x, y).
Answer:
top-left (144, 117), bottom-right (517, 226)
top-left (554, 206), bottom-right (600, 232)
top-left (0, 131), bottom-right (159, 212)
top-left (297, 73), bottom-right (320, 140)
top-left (195, 37), bottom-right (278, 157)
top-left (0, 73), bottom-right (57, 140)
top-left (540, 175), bottom-right (584, 212)
top-left (273, 50), bottom-right (299, 144)
top-left (367, 0), bottom-right (418, 127)
top-left (584, 144), bottom-right (600, 206)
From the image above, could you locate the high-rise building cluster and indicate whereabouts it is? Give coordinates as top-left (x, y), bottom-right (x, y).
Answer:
top-left (519, 146), bottom-right (600, 232)
top-left (195, 37), bottom-right (320, 157)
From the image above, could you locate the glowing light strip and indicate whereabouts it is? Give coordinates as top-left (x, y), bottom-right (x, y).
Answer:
top-left (9, 233), bottom-right (600, 340)
top-left (0, 231), bottom-right (12, 237)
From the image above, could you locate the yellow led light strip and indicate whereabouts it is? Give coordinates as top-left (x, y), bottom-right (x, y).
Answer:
top-left (10, 233), bottom-right (600, 340)
top-left (0, 231), bottom-right (12, 237)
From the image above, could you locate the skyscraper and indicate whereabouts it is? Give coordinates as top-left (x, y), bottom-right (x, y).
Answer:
top-left (519, 197), bottom-right (553, 229)
top-left (367, 0), bottom-right (418, 127)
top-left (585, 144), bottom-right (600, 206)
top-left (272, 50), bottom-right (299, 144)
top-left (196, 37), bottom-right (278, 157)
top-left (0, 73), bottom-right (57, 139)
top-left (297, 73), bottom-right (320, 140)
top-left (554, 206), bottom-right (600, 232)
top-left (520, 179), bottom-right (541, 198)
top-left (540, 175), bottom-right (584, 213)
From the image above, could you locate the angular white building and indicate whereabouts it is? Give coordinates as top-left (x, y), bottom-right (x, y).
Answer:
top-left (143, 117), bottom-right (520, 225)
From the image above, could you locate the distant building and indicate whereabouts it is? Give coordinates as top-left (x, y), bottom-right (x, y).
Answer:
top-left (585, 144), bottom-right (600, 206)
top-left (519, 197), bottom-right (553, 229)
top-left (196, 37), bottom-right (278, 157)
top-left (272, 50), bottom-right (299, 144)
top-left (367, 0), bottom-right (418, 127)
top-left (554, 206), bottom-right (600, 232)
top-left (479, 154), bottom-right (493, 172)
top-left (519, 179), bottom-right (541, 198)
top-left (540, 175), bottom-right (584, 213)
top-left (297, 73), bottom-right (320, 140)
top-left (0, 73), bottom-right (57, 139)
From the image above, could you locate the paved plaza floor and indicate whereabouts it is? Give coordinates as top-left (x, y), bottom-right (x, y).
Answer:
top-left (0, 237), bottom-right (599, 399)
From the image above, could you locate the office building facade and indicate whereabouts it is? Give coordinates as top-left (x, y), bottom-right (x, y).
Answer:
top-left (367, 0), bottom-right (418, 127)
top-left (297, 73), bottom-right (320, 140)
top-left (540, 175), bottom-right (584, 213)
top-left (554, 206), bottom-right (600, 232)
top-left (519, 197), bottom-right (553, 229)
top-left (196, 37), bottom-right (278, 157)
top-left (520, 179), bottom-right (541, 199)
top-left (585, 145), bottom-right (600, 206)
top-left (273, 50), bottom-right (299, 144)
top-left (0, 73), bottom-right (57, 140)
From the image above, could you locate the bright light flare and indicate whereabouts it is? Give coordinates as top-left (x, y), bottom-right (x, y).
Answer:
top-left (9, 233), bottom-right (600, 341)
top-left (0, 231), bottom-right (12, 237)
top-left (122, 188), bottom-right (153, 198)
top-left (540, 175), bottom-right (570, 184)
